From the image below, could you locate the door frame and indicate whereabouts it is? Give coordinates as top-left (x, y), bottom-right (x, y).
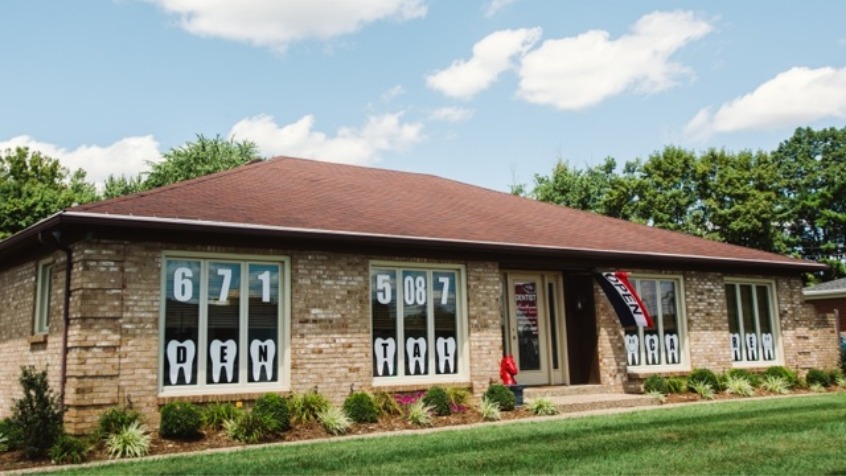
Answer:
top-left (503, 271), bottom-right (569, 386)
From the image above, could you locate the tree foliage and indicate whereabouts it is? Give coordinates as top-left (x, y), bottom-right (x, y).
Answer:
top-left (0, 147), bottom-right (96, 239)
top-left (143, 134), bottom-right (260, 189)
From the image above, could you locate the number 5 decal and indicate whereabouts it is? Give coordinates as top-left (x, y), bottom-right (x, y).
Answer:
top-left (376, 274), bottom-right (392, 304)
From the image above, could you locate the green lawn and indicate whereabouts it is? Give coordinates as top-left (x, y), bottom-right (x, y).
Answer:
top-left (48, 393), bottom-right (846, 475)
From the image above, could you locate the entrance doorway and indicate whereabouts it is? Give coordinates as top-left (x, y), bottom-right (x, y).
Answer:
top-left (503, 272), bottom-right (568, 386)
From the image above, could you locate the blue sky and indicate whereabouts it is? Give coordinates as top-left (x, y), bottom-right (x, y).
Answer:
top-left (1, 1), bottom-right (845, 192)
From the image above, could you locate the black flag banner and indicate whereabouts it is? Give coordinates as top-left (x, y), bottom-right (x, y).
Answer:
top-left (594, 271), bottom-right (654, 328)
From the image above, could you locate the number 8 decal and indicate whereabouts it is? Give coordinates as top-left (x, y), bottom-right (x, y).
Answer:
top-left (403, 275), bottom-right (426, 306)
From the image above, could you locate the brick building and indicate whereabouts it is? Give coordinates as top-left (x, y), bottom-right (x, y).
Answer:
top-left (804, 278), bottom-right (846, 335)
top-left (0, 157), bottom-right (838, 433)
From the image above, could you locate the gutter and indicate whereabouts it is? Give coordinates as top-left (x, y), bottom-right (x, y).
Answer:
top-left (38, 229), bottom-right (72, 413)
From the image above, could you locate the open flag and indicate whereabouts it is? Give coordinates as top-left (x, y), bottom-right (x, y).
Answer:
top-left (594, 271), bottom-right (654, 328)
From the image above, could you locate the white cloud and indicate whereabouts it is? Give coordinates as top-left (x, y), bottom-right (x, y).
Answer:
top-left (429, 107), bottom-right (474, 122)
top-left (518, 11), bottom-right (712, 110)
top-left (484, 0), bottom-right (517, 18)
top-left (149, 0), bottom-right (426, 51)
top-left (381, 85), bottom-right (405, 102)
top-left (426, 27), bottom-right (542, 99)
top-left (685, 66), bottom-right (846, 139)
top-left (0, 135), bottom-right (162, 186)
top-left (229, 113), bottom-right (424, 165)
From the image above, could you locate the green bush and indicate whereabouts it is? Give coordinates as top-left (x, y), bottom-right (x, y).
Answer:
top-left (106, 422), bottom-right (151, 459)
top-left (688, 368), bottom-right (721, 391)
top-left (0, 418), bottom-right (19, 451)
top-left (10, 366), bottom-right (64, 459)
top-left (666, 377), bottom-right (688, 394)
top-left (840, 346), bottom-right (846, 373)
top-left (288, 391), bottom-right (331, 423)
top-left (318, 406), bottom-right (352, 435)
top-left (223, 412), bottom-right (274, 444)
top-left (97, 406), bottom-right (141, 439)
top-left (343, 392), bottom-right (379, 423)
top-left (201, 402), bottom-right (243, 431)
top-left (253, 393), bottom-right (291, 434)
top-left (49, 433), bottom-right (90, 465)
top-left (827, 369), bottom-right (843, 385)
top-left (423, 386), bottom-right (452, 416)
top-left (405, 400), bottom-right (433, 427)
top-left (764, 366), bottom-right (798, 389)
top-left (806, 368), bottom-right (831, 387)
top-left (483, 384), bottom-right (516, 412)
top-left (479, 397), bottom-right (501, 421)
top-left (527, 397), bottom-right (558, 416)
top-left (643, 375), bottom-right (668, 394)
top-left (445, 387), bottom-right (472, 407)
top-left (372, 391), bottom-right (403, 416)
top-left (725, 369), bottom-right (762, 388)
top-left (159, 401), bottom-right (202, 440)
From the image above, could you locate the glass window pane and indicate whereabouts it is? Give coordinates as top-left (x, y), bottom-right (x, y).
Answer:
top-left (402, 270), bottom-right (429, 376)
top-left (433, 271), bottom-right (458, 375)
top-left (726, 284), bottom-right (742, 362)
top-left (207, 262), bottom-right (241, 385)
top-left (164, 260), bottom-right (200, 386)
top-left (372, 270), bottom-right (398, 377)
top-left (514, 280), bottom-right (541, 371)
top-left (248, 263), bottom-right (279, 383)
top-left (756, 285), bottom-right (776, 361)
top-left (660, 280), bottom-right (681, 365)
top-left (740, 285), bottom-right (759, 361)
top-left (638, 280), bottom-right (661, 365)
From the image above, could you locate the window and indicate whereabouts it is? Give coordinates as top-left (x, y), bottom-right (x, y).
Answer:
top-left (160, 254), bottom-right (288, 394)
top-left (371, 264), bottom-right (466, 382)
top-left (624, 277), bottom-right (686, 369)
top-left (725, 282), bottom-right (778, 364)
top-left (33, 260), bottom-right (53, 334)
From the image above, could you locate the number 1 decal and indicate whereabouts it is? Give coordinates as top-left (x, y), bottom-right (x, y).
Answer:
top-left (257, 270), bottom-right (271, 303)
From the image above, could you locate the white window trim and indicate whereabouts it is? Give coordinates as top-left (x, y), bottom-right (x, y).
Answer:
top-left (370, 260), bottom-right (470, 387)
top-left (625, 274), bottom-right (691, 373)
top-left (158, 251), bottom-right (291, 397)
top-left (33, 258), bottom-right (53, 335)
top-left (725, 278), bottom-right (783, 368)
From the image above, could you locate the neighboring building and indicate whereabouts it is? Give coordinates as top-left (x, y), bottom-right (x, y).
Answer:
top-left (804, 277), bottom-right (846, 336)
top-left (0, 157), bottom-right (838, 433)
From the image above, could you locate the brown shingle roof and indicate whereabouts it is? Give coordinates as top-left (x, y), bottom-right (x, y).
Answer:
top-left (64, 156), bottom-right (816, 270)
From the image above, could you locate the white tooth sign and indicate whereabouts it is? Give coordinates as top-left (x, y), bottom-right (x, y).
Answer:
top-left (249, 339), bottom-right (276, 382)
top-left (745, 333), bottom-right (758, 361)
top-left (664, 333), bottom-right (680, 364)
top-left (436, 337), bottom-right (456, 374)
top-left (645, 334), bottom-right (660, 365)
top-left (761, 333), bottom-right (774, 360)
top-left (209, 339), bottom-right (237, 383)
top-left (730, 333), bottom-right (742, 361)
top-left (406, 338), bottom-right (427, 375)
top-left (374, 337), bottom-right (396, 376)
top-left (166, 340), bottom-right (196, 385)
top-left (625, 334), bottom-right (639, 365)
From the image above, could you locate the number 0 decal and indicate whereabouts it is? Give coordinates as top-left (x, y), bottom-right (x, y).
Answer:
top-left (403, 275), bottom-right (426, 306)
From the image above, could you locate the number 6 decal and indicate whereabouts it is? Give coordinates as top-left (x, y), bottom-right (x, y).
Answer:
top-left (173, 267), bottom-right (193, 302)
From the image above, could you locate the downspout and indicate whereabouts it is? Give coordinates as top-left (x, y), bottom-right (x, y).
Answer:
top-left (38, 230), bottom-right (72, 413)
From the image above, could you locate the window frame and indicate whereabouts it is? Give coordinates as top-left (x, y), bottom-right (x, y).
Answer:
top-left (369, 260), bottom-right (470, 386)
top-left (33, 258), bottom-right (54, 335)
top-left (158, 251), bottom-right (291, 397)
top-left (724, 278), bottom-right (782, 367)
top-left (624, 274), bottom-right (690, 373)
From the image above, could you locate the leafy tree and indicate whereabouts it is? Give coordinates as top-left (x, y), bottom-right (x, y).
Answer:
top-left (101, 173), bottom-right (146, 199)
top-left (530, 157), bottom-right (619, 215)
top-left (143, 134), bottom-right (260, 189)
top-left (630, 146), bottom-right (703, 236)
top-left (0, 147), bottom-right (96, 239)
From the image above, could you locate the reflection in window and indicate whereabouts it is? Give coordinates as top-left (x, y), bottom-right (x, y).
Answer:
top-left (726, 283), bottom-right (777, 363)
top-left (624, 278), bottom-right (684, 368)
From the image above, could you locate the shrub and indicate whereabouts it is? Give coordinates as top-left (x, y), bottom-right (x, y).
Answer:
top-left (688, 368), bottom-right (720, 392)
top-left (764, 366), bottom-right (798, 389)
top-left (760, 375), bottom-right (790, 394)
top-left (223, 412), bottom-right (274, 444)
top-left (288, 391), bottom-right (331, 423)
top-left (725, 369), bottom-right (762, 388)
top-left (666, 377), bottom-right (688, 394)
top-left (373, 391), bottom-right (403, 416)
top-left (806, 368), bottom-right (831, 387)
top-left (809, 383), bottom-right (826, 393)
top-left (343, 392), bottom-right (379, 424)
top-left (106, 422), bottom-right (151, 459)
top-left (10, 366), bottom-right (64, 459)
top-left (0, 432), bottom-right (7, 453)
top-left (841, 345), bottom-right (846, 373)
top-left (97, 406), bottom-right (141, 439)
top-left (201, 402), bottom-right (242, 431)
top-left (689, 380), bottom-right (715, 400)
top-left (49, 433), bottom-right (90, 465)
top-left (318, 406), bottom-right (352, 436)
top-left (253, 393), bottom-right (290, 434)
top-left (643, 375), bottom-right (668, 394)
top-left (479, 397), bottom-right (501, 421)
top-left (445, 387), bottom-right (472, 407)
top-left (423, 386), bottom-right (452, 416)
top-left (827, 369), bottom-right (843, 386)
top-left (159, 401), bottom-right (202, 440)
top-left (723, 374), bottom-right (755, 397)
top-left (483, 384), bottom-right (516, 412)
top-left (405, 400), bottom-right (433, 427)
top-left (0, 418), bottom-right (17, 452)
top-left (526, 397), bottom-right (559, 416)
top-left (835, 373), bottom-right (846, 388)
top-left (646, 390), bottom-right (667, 403)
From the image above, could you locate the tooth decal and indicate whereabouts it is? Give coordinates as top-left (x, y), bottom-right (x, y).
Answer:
top-left (664, 333), bottom-right (679, 364)
top-left (625, 334), bottom-right (639, 365)
top-left (406, 337), bottom-right (427, 375)
top-left (761, 333), bottom-right (774, 360)
top-left (436, 337), bottom-right (457, 374)
top-left (645, 334), bottom-right (659, 365)
top-left (373, 337), bottom-right (396, 376)
top-left (745, 333), bottom-right (758, 361)
top-left (209, 339), bottom-right (237, 383)
top-left (249, 339), bottom-right (276, 382)
top-left (166, 339), bottom-right (196, 385)
top-left (730, 333), bottom-right (742, 361)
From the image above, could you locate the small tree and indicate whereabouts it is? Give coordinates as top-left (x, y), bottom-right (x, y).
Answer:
top-left (10, 366), bottom-right (64, 459)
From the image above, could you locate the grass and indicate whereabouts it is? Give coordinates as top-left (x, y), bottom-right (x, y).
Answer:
top-left (46, 393), bottom-right (846, 475)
